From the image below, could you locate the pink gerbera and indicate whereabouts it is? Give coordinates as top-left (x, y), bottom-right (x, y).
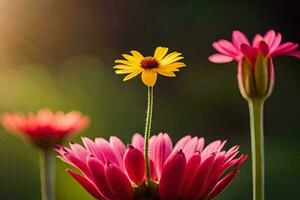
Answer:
top-left (1, 108), bottom-right (90, 149)
top-left (209, 29), bottom-right (300, 63)
top-left (209, 29), bottom-right (300, 99)
top-left (56, 133), bottom-right (247, 200)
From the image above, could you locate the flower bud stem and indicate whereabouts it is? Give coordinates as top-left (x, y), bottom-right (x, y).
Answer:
top-left (248, 99), bottom-right (265, 200)
top-left (144, 86), bottom-right (154, 183)
top-left (40, 149), bottom-right (56, 200)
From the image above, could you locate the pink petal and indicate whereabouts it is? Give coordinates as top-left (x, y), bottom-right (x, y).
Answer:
top-left (105, 163), bottom-right (133, 200)
top-left (269, 33), bottom-right (282, 54)
top-left (203, 153), bottom-right (227, 195)
top-left (87, 157), bottom-right (117, 200)
top-left (150, 159), bottom-right (158, 181)
top-left (159, 150), bottom-right (186, 200)
top-left (213, 40), bottom-right (239, 57)
top-left (124, 145), bottom-right (145, 186)
top-left (181, 154), bottom-right (215, 199)
top-left (151, 133), bottom-right (173, 178)
top-left (180, 153), bottom-right (201, 197)
top-left (69, 142), bottom-right (88, 162)
top-left (81, 137), bottom-right (104, 162)
top-left (264, 30), bottom-right (276, 47)
top-left (109, 136), bottom-right (126, 168)
top-left (285, 50), bottom-right (300, 59)
top-left (216, 140), bottom-right (227, 152)
top-left (206, 155), bottom-right (247, 200)
top-left (240, 43), bottom-right (257, 64)
top-left (95, 138), bottom-right (119, 166)
top-left (64, 152), bottom-right (91, 178)
top-left (208, 54), bottom-right (234, 63)
top-left (67, 169), bottom-right (105, 200)
top-left (131, 133), bottom-right (144, 151)
top-left (201, 140), bottom-right (221, 160)
top-left (232, 30), bottom-right (250, 50)
top-left (182, 136), bottom-right (199, 160)
top-left (258, 41), bottom-right (270, 56)
top-left (252, 34), bottom-right (264, 47)
top-left (271, 42), bottom-right (299, 56)
top-left (173, 135), bottom-right (191, 152)
top-left (196, 137), bottom-right (205, 153)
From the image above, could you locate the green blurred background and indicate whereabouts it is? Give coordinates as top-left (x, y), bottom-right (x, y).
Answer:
top-left (0, 0), bottom-right (299, 199)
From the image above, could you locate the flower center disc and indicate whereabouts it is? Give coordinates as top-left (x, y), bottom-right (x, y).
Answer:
top-left (140, 57), bottom-right (159, 70)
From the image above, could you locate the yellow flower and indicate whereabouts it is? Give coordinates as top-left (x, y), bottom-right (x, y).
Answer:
top-left (114, 47), bottom-right (186, 86)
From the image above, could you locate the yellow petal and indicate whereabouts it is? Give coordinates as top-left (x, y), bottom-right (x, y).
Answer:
top-left (161, 56), bottom-right (184, 65)
top-left (157, 67), bottom-right (179, 72)
top-left (122, 54), bottom-right (140, 63)
top-left (131, 50), bottom-right (144, 60)
top-left (154, 47), bottom-right (169, 61)
top-left (141, 71), bottom-right (157, 87)
top-left (162, 62), bottom-right (186, 70)
top-left (115, 59), bottom-right (139, 67)
top-left (160, 52), bottom-right (182, 64)
top-left (113, 65), bottom-right (138, 69)
top-left (123, 70), bottom-right (142, 81)
top-left (157, 70), bottom-right (176, 77)
top-left (115, 69), bottom-right (138, 74)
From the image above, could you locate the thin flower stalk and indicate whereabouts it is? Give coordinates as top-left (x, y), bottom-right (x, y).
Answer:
top-left (209, 29), bottom-right (300, 200)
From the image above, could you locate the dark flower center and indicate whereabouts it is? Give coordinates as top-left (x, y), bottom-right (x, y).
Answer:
top-left (140, 57), bottom-right (159, 70)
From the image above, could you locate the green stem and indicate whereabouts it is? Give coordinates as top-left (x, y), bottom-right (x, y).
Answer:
top-left (248, 99), bottom-right (265, 200)
top-left (144, 86), bottom-right (154, 183)
top-left (40, 150), bottom-right (56, 200)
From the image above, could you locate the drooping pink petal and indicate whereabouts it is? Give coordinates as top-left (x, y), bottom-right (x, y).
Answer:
top-left (105, 163), bottom-right (133, 200)
top-left (206, 155), bottom-right (247, 200)
top-left (69, 142), bottom-right (88, 162)
top-left (87, 157), bottom-right (117, 200)
top-left (64, 152), bottom-right (91, 178)
top-left (208, 54), bottom-right (234, 63)
top-left (203, 152), bottom-right (227, 195)
top-left (232, 30), bottom-right (250, 50)
top-left (67, 169), bottom-right (105, 200)
top-left (271, 42), bottom-right (299, 56)
top-left (123, 145), bottom-right (145, 186)
top-left (159, 150), bottom-right (186, 200)
top-left (284, 50), bottom-right (300, 58)
top-left (213, 40), bottom-right (239, 57)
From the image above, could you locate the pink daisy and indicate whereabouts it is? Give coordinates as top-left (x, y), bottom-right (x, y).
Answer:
top-left (209, 29), bottom-right (300, 99)
top-left (56, 133), bottom-right (247, 200)
top-left (1, 108), bottom-right (90, 149)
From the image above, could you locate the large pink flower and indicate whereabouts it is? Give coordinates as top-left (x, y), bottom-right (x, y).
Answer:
top-left (209, 30), bottom-right (300, 100)
top-left (1, 108), bottom-right (90, 149)
top-left (56, 133), bottom-right (247, 200)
